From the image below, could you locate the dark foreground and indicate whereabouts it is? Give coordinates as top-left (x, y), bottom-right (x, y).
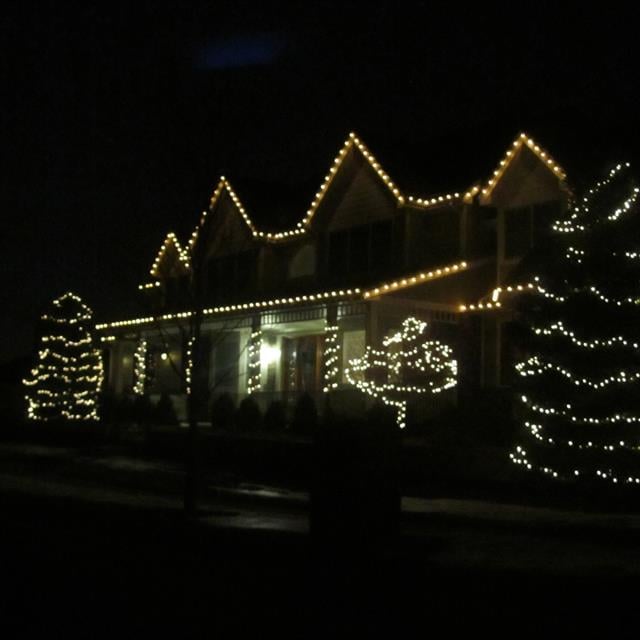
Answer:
top-left (1, 487), bottom-right (639, 637)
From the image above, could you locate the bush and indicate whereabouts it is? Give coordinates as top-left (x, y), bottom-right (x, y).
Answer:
top-left (132, 394), bottom-right (154, 425)
top-left (263, 400), bottom-right (287, 431)
top-left (99, 391), bottom-right (119, 424)
top-left (290, 393), bottom-right (318, 435)
top-left (366, 401), bottom-right (397, 435)
top-left (115, 396), bottom-right (134, 424)
top-left (235, 396), bottom-right (262, 431)
top-left (153, 393), bottom-right (178, 426)
top-left (211, 393), bottom-right (236, 430)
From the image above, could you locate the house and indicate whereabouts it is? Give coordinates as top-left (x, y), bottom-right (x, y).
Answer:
top-left (97, 131), bottom-right (570, 422)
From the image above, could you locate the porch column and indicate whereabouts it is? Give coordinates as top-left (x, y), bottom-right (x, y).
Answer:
top-left (323, 303), bottom-right (340, 392)
top-left (247, 315), bottom-right (262, 394)
top-left (133, 336), bottom-right (148, 396)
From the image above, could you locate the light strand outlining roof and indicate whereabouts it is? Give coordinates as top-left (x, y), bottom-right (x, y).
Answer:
top-left (101, 259), bottom-right (476, 330)
top-left (96, 287), bottom-right (363, 330)
top-left (149, 233), bottom-right (190, 278)
top-left (362, 261), bottom-right (468, 299)
top-left (178, 132), bottom-right (495, 260)
top-left (153, 131), bottom-right (566, 275)
top-left (458, 282), bottom-right (544, 312)
top-left (480, 132), bottom-right (566, 201)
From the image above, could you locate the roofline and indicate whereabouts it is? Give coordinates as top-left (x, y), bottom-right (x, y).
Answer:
top-left (149, 232), bottom-right (190, 278)
top-left (479, 132), bottom-right (567, 203)
top-left (186, 132), bottom-right (482, 251)
top-left (152, 130), bottom-right (568, 275)
top-left (98, 259), bottom-right (474, 330)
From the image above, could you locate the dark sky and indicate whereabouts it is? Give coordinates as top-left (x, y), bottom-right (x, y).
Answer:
top-left (3, 1), bottom-right (640, 363)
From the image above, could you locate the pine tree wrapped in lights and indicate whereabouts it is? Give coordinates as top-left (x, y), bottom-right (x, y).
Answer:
top-left (345, 317), bottom-right (457, 428)
top-left (23, 292), bottom-right (103, 422)
top-left (511, 163), bottom-right (640, 485)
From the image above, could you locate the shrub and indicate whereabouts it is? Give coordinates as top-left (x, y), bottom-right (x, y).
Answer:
top-left (263, 400), bottom-right (287, 431)
top-left (115, 396), bottom-right (134, 424)
top-left (99, 391), bottom-right (119, 425)
top-left (132, 394), bottom-right (154, 425)
top-left (235, 396), bottom-right (262, 431)
top-left (211, 393), bottom-right (236, 430)
top-left (366, 401), bottom-right (397, 435)
top-left (290, 393), bottom-right (318, 435)
top-left (153, 393), bottom-right (178, 426)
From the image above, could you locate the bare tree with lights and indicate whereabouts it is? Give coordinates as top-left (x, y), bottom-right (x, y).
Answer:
top-left (137, 231), bottom-right (250, 515)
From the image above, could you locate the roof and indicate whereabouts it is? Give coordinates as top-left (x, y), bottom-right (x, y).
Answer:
top-left (165, 130), bottom-right (567, 272)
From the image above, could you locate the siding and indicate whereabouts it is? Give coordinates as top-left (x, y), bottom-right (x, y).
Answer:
top-left (314, 147), bottom-right (398, 232)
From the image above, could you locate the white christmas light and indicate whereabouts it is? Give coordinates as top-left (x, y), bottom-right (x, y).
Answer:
top-left (322, 324), bottom-right (340, 392)
top-left (512, 162), bottom-right (640, 484)
top-left (247, 331), bottom-right (262, 394)
top-left (345, 317), bottom-right (457, 428)
top-left (24, 292), bottom-right (102, 422)
top-left (133, 339), bottom-right (147, 395)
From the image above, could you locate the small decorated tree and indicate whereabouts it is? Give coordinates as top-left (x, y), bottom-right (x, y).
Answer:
top-left (345, 317), bottom-right (457, 428)
top-left (511, 163), bottom-right (640, 485)
top-left (23, 292), bottom-right (103, 422)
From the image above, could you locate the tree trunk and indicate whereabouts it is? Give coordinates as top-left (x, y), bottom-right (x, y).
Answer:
top-left (184, 301), bottom-right (203, 516)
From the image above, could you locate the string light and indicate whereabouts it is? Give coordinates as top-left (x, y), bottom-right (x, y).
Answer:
top-left (481, 132), bottom-right (566, 201)
top-left (24, 292), bottom-right (102, 422)
top-left (531, 320), bottom-right (640, 352)
top-left (247, 331), bottom-right (262, 394)
top-left (512, 162), bottom-right (640, 485)
top-left (174, 131), bottom-right (560, 264)
top-left (139, 282), bottom-right (161, 291)
top-left (344, 317), bottom-right (457, 428)
top-left (98, 132), bottom-right (576, 423)
top-left (470, 279), bottom-right (564, 310)
top-left (184, 337), bottom-right (194, 395)
top-left (516, 355), bottom-right (640, 389)
top-left (553, 163), bottom-right (633, 233)
top-left (509, 446), bottom-right (640, 486)
top-left (149, 232), bottom-right (190, 278)
top-left (133, 339), bottom-right (147, 396)
top-left (520, 394), bottom-right (640, 426)
top-left (103, 258), bottom-right (472, 332)
top-left (362, 261), bottom-right (468, 299)
top-left (97, 288), bottom-right (362, 330)
top-left (521, 418), bottom-right (640, 452)
top-left (406, 192), bottom-right (461, 208)
top-left (322, 324), bottom-right (340, 392)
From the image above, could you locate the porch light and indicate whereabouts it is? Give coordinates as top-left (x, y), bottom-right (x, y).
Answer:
top-left (260, 343), bottom-right (281, 367)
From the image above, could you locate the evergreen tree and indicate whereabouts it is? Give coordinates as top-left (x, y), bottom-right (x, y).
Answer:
top-left (23, 292), bottom-right (103, 422)
top-left (511, 163), bottom-right (640, 485)
top-left (345, 317), bottom-right (457, 428)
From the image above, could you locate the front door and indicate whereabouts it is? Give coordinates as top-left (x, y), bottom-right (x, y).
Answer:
top-left (282, 335), bottom-right (323, 401)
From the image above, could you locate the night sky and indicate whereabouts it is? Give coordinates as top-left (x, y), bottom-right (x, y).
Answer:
top-left (3, 1), bottom-right (640, 366)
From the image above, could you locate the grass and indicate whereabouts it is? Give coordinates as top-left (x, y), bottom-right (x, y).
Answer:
top-left (3, 409), bottom-right (640, 515)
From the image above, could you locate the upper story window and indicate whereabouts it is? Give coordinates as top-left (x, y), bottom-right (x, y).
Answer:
top-left (328, 219), bottom-right (394, 280)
